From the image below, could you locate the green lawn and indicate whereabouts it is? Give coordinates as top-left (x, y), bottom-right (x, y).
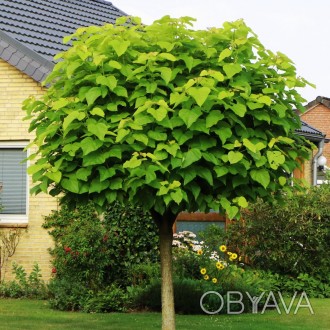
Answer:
top-left (0, 298), bottom-right (328, 330)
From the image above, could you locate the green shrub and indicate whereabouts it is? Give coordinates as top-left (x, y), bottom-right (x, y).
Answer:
top-left (260, 271), bottom-right (330, 298)
top-left (0, 262), bottom-right (48, 299)
top-left (130, 278), bottom-right (205, 314)
top-left (48, 277), bottom-right (88, 311)
top-left (82, 285), bottom-right (127, 313)
top-left (44, 200), bottom-right (159, 311)
top-left (127, 262), bottom-right (160, 287)
top-left (227, 184), bottom-right (330, 279)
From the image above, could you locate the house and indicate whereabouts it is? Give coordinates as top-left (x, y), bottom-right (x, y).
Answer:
top-left (299, 96), bottom-right (330, 184)
top-left (0, 0), bottom-right (127, 281)
top-left (294, 119), bottom-right (329, 185)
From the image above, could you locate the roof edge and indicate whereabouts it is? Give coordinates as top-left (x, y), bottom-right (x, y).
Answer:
top-left (305, 96), bottom-right (330, 110)
top-left (0, 30), bottom-right (54, 83)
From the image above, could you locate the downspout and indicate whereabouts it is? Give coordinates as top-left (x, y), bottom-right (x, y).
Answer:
top-left (312, 139), bottom-right (325, 186)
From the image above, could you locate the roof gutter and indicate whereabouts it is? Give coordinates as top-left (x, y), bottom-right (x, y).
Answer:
top-left (312, 139), bottom-right (325, 186)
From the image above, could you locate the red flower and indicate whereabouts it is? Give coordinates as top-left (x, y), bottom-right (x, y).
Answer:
top-left (103, 234), bottom-right (109, 242)
top-left (51, 267), bottom-right (57, 274)
top-left (64, 246), bottom-right (71, 253)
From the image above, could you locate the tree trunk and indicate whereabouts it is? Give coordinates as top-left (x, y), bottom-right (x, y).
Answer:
top-left (152, 211), bottom-right (177, 330)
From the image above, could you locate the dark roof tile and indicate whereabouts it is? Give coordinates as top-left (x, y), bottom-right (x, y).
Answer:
top-left (0, 0), bottom-right (127, 81)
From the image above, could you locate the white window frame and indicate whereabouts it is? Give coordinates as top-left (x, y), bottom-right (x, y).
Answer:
top-left (0, 141), bottom-right (29, 224)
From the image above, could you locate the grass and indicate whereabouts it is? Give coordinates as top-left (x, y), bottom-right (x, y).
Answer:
top-left (0, 298), bottom-right (329, 330)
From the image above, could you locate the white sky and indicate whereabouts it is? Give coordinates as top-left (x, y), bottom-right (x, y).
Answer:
top-left (113, 0), bottom-right (330, 104)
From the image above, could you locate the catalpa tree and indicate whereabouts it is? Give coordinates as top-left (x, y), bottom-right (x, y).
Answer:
top-left (24, 16), bottom-right (311, 329)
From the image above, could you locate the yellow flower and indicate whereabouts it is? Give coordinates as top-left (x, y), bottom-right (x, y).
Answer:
top-left (239, 256), bottom-right (242, 262)
top-left (197, 250), bottom-right (203, 255)
top-left (200, 268), bottom-right (207, 275)
top-left (219, 245), bottom-right (227, 252)
top-left (227, 251), bottom-right (232, 256)
top-left (231, 253), bottom-right (238, 260)
top-left (216, 261), bottom-right (225, 270)
top-left (212, 278), bottom-right (217, 283)
top-left (204, 275), bottom-right (209, 280)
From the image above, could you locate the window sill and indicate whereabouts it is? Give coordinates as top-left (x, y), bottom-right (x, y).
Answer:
top-left (0, 215), bottom-right (28, 228)
top-left (0, 223), bottom-right (28, 228)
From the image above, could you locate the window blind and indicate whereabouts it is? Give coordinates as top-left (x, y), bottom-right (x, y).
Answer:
top-left (0, 148), bottom-right (27, 214)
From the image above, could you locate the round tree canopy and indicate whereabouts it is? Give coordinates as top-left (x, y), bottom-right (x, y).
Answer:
top-left (24, 16), bottom-right (311, 218)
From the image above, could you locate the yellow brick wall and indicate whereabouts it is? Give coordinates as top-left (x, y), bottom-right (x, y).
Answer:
top-left (0, 58), bottom-right (58, 281)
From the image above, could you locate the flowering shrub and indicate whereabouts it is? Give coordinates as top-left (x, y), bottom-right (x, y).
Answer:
top-left (197, 244), bottom-right (244, 285)
top-left (43, 200), bottom-right (159, 311)
top-left (172, 230), bottom-right (244, 283)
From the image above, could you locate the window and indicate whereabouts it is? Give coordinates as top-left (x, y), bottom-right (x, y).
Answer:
top-left (0, 142), bottom-right (28, 223)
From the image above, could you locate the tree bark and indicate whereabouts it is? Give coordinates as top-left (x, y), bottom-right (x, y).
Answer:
top-left (152, 211), bottom-right (177, 330)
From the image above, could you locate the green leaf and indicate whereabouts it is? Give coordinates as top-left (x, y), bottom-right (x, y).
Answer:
top-left (108, 60), bottom-right (122, 69)
top-left (220, 197), bottom-right (238, 219)
top-left (214, 166), bottom-right (229, 178)
top-left (187, 87), bottom-right (211, 107)
top-left (80, 137), bottom-right (103, 155)
top-left (110, 40), bottom-right (130, 57)
top-left (148, 131), bottom-right (167, 141)
top-left (182, 148), bottom-right (202, 168)
top-left (45, 171), bottom-right (62, 183)
top-left (258, 95), bottom-right (272, 106)
top-left (53, 98), bottom-right (69, 110)
top-left (96, 75), bottom-right (117, 90)
top-left (206, 110), bottom-right (224, 128)
top-left (113, 86), bottom-right (128, 98)
top-left (83, 151), bottom-right (106, 166)
top-left (133, 133), bottom-right (149, 145)
top-left (234, 196), bottom-right (248, 208)
top-left (116, 128), bottom-right (130, 142)
top-left (231, 103), bottom-right (246, 117)
top-left (87, 121), bottom-right (108, 140)
top-left (86, 87), bottom-right (102, 105)
top-left (63, 111), bottom-right (85, 131)
top-left (223, 63), bottom-right (242, 78)
top-left (170, 92), bottom-right (187, 107)
top-left (227, 205), bottom-right (239, 220)
top-left (218, 48), bottom-right (232, 62)
top-left (228, 151), bottom-right (243, 164)
top-left (218, 90), bottom-right (234, 100)
top-left (76, 168), bottom-right (92, 181)
top-left (267, 151), bottom-right (285, 170)
top-left (181, 168), bottom-right (197, 185)
top-left (214, 126), bottom-right (232, 144)
top-left (253, 111), bottom-right (270, 123)
top-left (243, 138), bottom-right (257, 153)
top-left (158, 53), bottom-right (177, 61)
top-left (67, 61), bottom-right (82, 78)
top-left (250, 169), bottom-right (270, 188)
top-left (62, 177), bottom-right (80, 193)
top-left (123, 157), bottom-right (142, 169)
top-left (198, 169), bottom-right (213, 185)
top-left (109, 178), bottom-right (123, 190)
top-left (99, 167), bottom-right (116, 181)
top-left (147, 106), bottom-right (168, 121)
top-left (178, 108), bottom-right (202, 128)
top-left (171, 189), bottom-right (183, 205)
top-left (27, 163), bottom-right (45, 175)
top-left (279, 176), bottom-right (287, 186)
top-left (90, 107), bottom-right (105, 117)
top-left (159, 67), bottom-right (172, 85)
